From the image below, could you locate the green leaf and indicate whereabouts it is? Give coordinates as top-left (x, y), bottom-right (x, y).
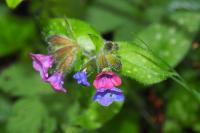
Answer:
top-left (43, 116), bottom-right (57, 133)
top-left (169, 11), bottom-right (200, 33)
top-left (168, 0), bottom-right (200, 11)
top-left (7, 98), bottom-right (46, 133)
top-left (166, 81), bottom-right (199, 126)
top-left (0, 97), bottom-right (11, 122)
top-left (0, 63), bottom-right (53, 96)
top-left (114, 20), bottom-right (142, 41)
top-left (44, 18), bottom-right (104, 53)
top-left (137, 24), bottom-right (190, 67)
top-left (62, 125), bottom-right (82, 133)
top-left (85, 0), bottom-right (134, 33)
top-left (30, 0), bottom-right (85, 18)
top-left (6, 0), bottom-right (23, 9)
top-left (164, 120), bottom-right (182, 133)
top-left (85, 6), bottom-right (125, 33)
top-left (118, 41), bottom-right (172, 85)
top-left (75, 102), bottom-right (123, 129)
top-left (59, 83), bottom-right (124, 130)
top-left (119, 119), bottom-right (139, 133)
top-left (0, 13), bottom-right (35, 57)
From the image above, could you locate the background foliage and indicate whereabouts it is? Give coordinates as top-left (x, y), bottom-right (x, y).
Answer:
top-left (0, 0), bottom-right (200, 132)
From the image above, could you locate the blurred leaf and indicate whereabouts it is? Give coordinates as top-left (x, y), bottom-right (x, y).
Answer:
top-left (164, 120), bottom-right (182, 133)
top-left (44, 18), bottom-right (104, 54)
top-left (0, 97), bottom-right (11, 122)
top-left (31, 0), bottom-right (85, 18)
top-left (62, 125), bottom-right (82, 133)
top-left (118, 41), bottom-right (172, 85)
top-left (6, 0), bottom-right (23, 9)
top-left (7, 98), bottom-right (46, 133)
top-left (85, 6), bottom-right (125, 33)
top-left (0, 14), bottom-right (35, 57)
top-left (85, 0), bottom-right (136, 33)
top-left (144, 5), bottom-right (166, 23)
top-left (96, 105), bottom-right (139, 133)
top-left (43, 116), bottom-right (57, 133)
top-left (168, 0), bottom-right (200, 11)
top-left (166, 84), bottom-right (199, 126)
top-left (0, 63), bottom-right (53, 96)
top-left (169, 11), bottom-right (200, 33)
top-left (114, 20), bottom-right (142, 41)
top-left (66, 84), bottom-right (124, 130)
top-left (119, 120), bottom-right (139, 133)
top-left (137, 24), bottom-right (190, 67)
top-left (75, 102), bottom-right (123, 129)
top-left (194, 122), bottom-right (200, 132)
top-left (42, 82), bottom-right (123, 131)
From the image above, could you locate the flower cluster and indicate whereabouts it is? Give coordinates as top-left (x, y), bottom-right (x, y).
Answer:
top-left (31, 36), bottom-right (124, 107)
top-left (31, 53), bottom-right (124, 106)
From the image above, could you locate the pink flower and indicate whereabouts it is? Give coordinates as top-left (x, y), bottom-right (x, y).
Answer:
top-left (93, 71), bottom-right (122, 89)
top-left (47, 71), bottom-right (67, 93)
top-left (30, 53), bottom-right (54, 80)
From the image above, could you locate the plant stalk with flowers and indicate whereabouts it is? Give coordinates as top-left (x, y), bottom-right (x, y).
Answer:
top-left (30, 19), bottom-right (124, 107)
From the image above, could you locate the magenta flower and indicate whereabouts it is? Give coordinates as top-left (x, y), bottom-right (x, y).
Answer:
top-left (47, 71), bottom-right (67, 93)
top-left (30, 53), bottom-right (54, 80)
top-left (93, 87), bottom-right (124, 106)
top-left (93, 71), bottom-right (122, 89)
top-left (73, 70), bottom-right (90, 86)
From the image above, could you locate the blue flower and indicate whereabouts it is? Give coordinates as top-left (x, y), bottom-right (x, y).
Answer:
top-left (73, 70), bottom-right (90, 86)
top-left (93, 87), bottom-right (124, 106)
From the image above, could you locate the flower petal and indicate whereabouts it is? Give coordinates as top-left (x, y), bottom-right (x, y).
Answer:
top-left (93, 71), bottom-right (122, 89)
top-left (47, 72), bottom-right (67, 93)
top-left (73, 70), bottom-right (90, 86)
top-left (93, 87), bottom-right (124, 106)
top-left (111, 75), bottom-right (122, 86)
top-left (30, 53), bottom-right (54, 80)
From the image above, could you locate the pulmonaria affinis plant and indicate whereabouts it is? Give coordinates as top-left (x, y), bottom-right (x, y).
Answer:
top-left (31, 32), bottom-right (124, 106)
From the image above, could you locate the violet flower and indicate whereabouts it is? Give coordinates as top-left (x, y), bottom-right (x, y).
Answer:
top-left (47, 71), bottom-right (67, 93)
top-left (73, 70), bottom-right (90, 86)
top-left (30, 53), bottom-right (54, 80)
top-left (93, 87), bottom-right (124, 106)
top-left (93, 71), bottom-right (121, 89)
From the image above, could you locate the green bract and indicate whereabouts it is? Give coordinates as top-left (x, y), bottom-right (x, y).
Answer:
top-left (43, 18), bottom-right (104, 54)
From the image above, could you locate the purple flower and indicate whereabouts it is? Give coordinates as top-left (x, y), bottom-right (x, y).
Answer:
top-left (30, 53), bottom-right (54, 80)
top-left (73, 70), bottom-right (90, 86)
top-left (93, 87), bottom-right (124, 106)
top-left (47, 71), bottom-right (67, 93)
